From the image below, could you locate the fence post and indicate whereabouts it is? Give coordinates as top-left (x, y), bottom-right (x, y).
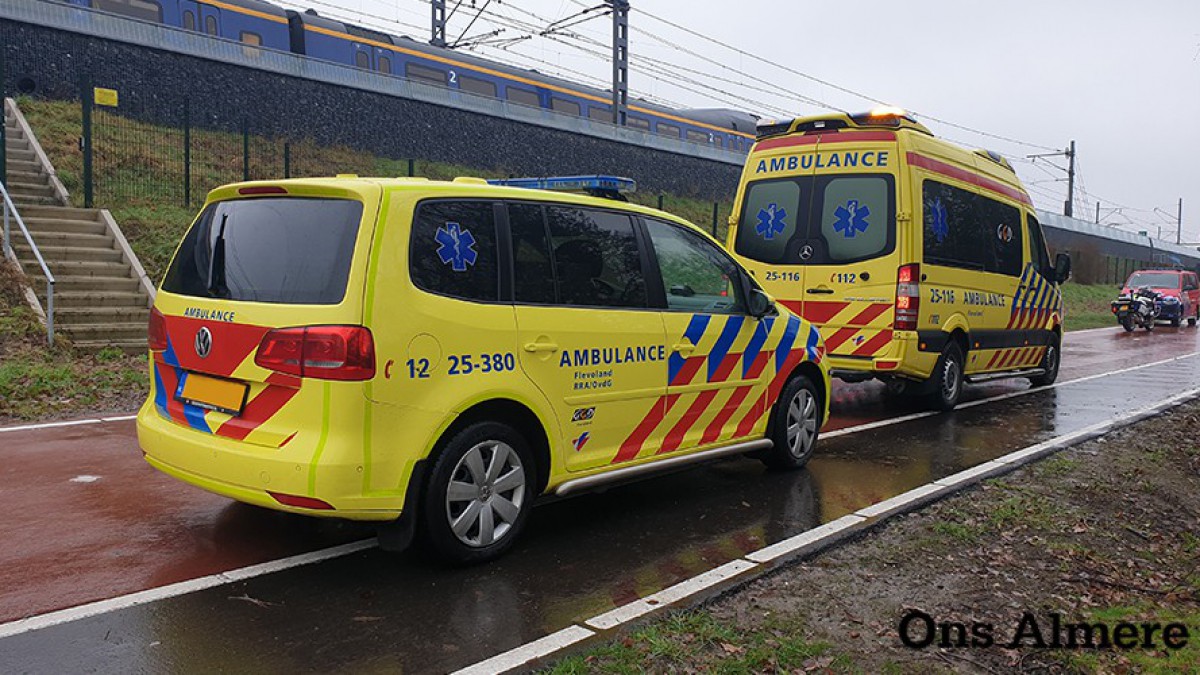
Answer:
top-left (711, 202), bottom-right (719, 237)
top-left (183, 98), bottom-right (191, 207)
top-left (284, 142), bottom-right (291, 179)
top-left (657, 194), bottom-right (664, 210)
top-left (242, 118), bottom-right (249, 181)
top-left (80, 75), bottom-right (93, 208)
top-left (407, 158), bottom-right (414, 177)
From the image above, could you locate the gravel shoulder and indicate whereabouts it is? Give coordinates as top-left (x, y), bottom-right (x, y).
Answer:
top-left (548, 400), bottom-right (1200, 674)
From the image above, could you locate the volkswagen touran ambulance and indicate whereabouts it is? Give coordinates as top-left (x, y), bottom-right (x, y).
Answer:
top-left (727, 109), bottom-right (1071, 410)
top-left (137, 175), bottom-right (830, 563)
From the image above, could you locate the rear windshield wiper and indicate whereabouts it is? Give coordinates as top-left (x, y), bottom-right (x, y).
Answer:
top-left (207, 213), bottom-right (230, 298)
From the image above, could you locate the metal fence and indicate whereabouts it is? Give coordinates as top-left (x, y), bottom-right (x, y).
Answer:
top-left (77, 85), bottom-right (730, 236)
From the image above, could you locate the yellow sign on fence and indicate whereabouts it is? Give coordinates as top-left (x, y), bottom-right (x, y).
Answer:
top-left (93, 88), bottom-right (119, 108)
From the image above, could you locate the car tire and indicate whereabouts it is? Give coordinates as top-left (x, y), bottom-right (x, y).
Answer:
top-left (1029, 332), bottom-right (1060, 387)
top-left (420, 421), bottom-right (535, 565)
top-left (1189, 312), bottom-right (1197, 327)
top-left (928, 342), bottom-right (964, 411)
top-left (761, 374), bottom-right (822, 470)
top-left (1171, 315), bottom-right (1182, 328)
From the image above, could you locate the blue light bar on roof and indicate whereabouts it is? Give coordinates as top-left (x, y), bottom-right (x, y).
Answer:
top-left (487, 175), bottom-right (637, 196)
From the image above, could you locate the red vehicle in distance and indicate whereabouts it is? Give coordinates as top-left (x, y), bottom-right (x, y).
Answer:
top-left (1120, 270), bottom-right (1200, 327)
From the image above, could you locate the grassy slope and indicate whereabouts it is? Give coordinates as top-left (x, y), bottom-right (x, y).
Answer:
top-left (0, 261), bottom-right (145, 421)
top-left (1061, 281), bottom-right (1117, 331)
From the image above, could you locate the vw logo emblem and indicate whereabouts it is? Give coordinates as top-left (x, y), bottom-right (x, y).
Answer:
top-left (799, 245), bottom-right (814, 261)
top-left (195, 327), bottom-right (212, 359)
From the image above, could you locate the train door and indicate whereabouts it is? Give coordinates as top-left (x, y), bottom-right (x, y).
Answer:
top-left (352, 43), bottom-right (372, 70)
top-left (179, 1), bottom-right (199, 31)
top-left (198, 2), bottom-right (221, 38)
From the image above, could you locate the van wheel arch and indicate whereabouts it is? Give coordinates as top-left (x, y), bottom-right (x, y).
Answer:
top-left (435, 399), bottom-right (552, 496)
top-left (765, 361), bottom-right (827, 440)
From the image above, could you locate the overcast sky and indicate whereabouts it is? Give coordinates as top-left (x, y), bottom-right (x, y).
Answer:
top-left (276, 0), bottom-right (1200, 242)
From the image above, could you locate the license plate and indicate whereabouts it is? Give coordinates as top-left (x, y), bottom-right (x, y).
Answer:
top-left (176, 373), bottom-right (248, 416)
top-left (1115, 304), bottom-right (1129, 311)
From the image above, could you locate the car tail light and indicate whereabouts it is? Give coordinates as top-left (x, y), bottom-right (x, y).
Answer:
top-left (268, 491), bottom-right (334, 510)
top-left (255, 326), bottom-right (375, 381)
top-left (148, 307), bottom-right (168, 351)
top-left (895, 264), bottom-right (920, 331)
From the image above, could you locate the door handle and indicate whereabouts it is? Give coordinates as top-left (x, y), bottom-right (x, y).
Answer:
top-left (672, 342), bottom-right (696, 355)
top-left (523, 341), bottom-right (559, 353)
top-left (806, 288), bottom-right (834, 295)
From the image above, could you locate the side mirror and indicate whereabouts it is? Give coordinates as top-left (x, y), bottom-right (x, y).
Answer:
top-left (748, 288), bottom-right (773, 318)
top-left (1053, 253), bottom-right (1072, 284)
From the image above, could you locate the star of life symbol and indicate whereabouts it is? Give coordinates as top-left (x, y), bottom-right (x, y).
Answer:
top-left (833, 199), bottom-right (870, 239)
top-left (931, 198), bottom-right (950, 244)
top-left (756, 203), bottom-right (787, 240)
top-left (435, 222), bottom-right (477, 272)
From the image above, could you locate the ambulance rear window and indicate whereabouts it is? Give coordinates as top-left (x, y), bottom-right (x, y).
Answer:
top-left (735, 175), bottom-right (895, 265)
top-left (162, 198), bottom-right (363, 304)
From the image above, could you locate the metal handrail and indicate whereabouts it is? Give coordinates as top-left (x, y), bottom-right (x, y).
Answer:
top-left (1, 181), bottom-right (55, 344)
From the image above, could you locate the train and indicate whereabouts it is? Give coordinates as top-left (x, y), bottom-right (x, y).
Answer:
top-left (62, 0), bottom-right (760, 151)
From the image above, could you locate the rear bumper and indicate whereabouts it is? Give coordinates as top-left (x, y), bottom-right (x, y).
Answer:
top-left (826, 332), bottom-right (932, 380)
top-left (136, 401), bottom-right (407, 520)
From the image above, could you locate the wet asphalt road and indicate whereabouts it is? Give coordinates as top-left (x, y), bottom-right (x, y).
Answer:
top-left (1, 326), bottom-right (1198, 673)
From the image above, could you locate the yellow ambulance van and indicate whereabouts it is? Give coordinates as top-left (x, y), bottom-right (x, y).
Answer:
top-left (136, 175), bottom-right (830, 563)
top-left (727, 109), bottom-right (1071, 410)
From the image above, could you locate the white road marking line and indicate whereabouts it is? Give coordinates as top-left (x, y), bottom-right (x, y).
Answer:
top-left (0, 418), bottom-right (105, 434)
top-left (68, 475), bottom-right (101, 484)
top-left (1064, 325), bottom-right (1119, 337)
top-left (0, 413), bottom-right (139, 433)
top-left (0, 539), bottom-right (376, 640)
top-left (450, 625), bottom-right (595, 675)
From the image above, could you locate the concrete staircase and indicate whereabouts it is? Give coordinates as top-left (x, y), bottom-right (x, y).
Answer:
top-left (3, 98), bottom-right (155, 353)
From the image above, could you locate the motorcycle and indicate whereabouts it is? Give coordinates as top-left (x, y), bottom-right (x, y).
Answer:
top-left (1112, 286), bottom-right (1161, 332)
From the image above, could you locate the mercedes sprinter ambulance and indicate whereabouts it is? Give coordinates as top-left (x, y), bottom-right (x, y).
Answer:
top-left (727, 109), bottom-right (1070, 410)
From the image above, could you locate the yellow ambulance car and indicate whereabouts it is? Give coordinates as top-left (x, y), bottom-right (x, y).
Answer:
top-left (727, 109), bottom-right (1071, 410)
top-left (136, 175), bottom-right (830, 563)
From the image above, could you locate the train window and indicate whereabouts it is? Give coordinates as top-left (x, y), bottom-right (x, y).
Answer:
top-left (205, 15), bottom-right (217, 36)
top-left (505, 86), bottom-right (539, 107)
top-left (240, 32), bottom-right (262, 58)
top-left (626, 116), bottom-right (650, 131)
top-left (685, 129), bottom-right (708, 144)
top-left (551, 98), bottom-right (582, 116)
top-left (714, 136), bottom-right (724, 149)
top-left (346, 25), bottom-right (393, 45)
top-left (588, 106), bottom-right (612, 122)
top-left (378, 56), bottom-right (392, 74)
top-left (94, 0), bottom-right (162, 22)
top-left (459, 75), bottom-right (497, 98)
top-left (182, 10), bottom-right (194, 31)
top-left (656, 122), bottom-right (681, 139)
top-left (355, 51), bottom-right (370, 70)
top-left (406, 62), bottom-right (446, 85)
